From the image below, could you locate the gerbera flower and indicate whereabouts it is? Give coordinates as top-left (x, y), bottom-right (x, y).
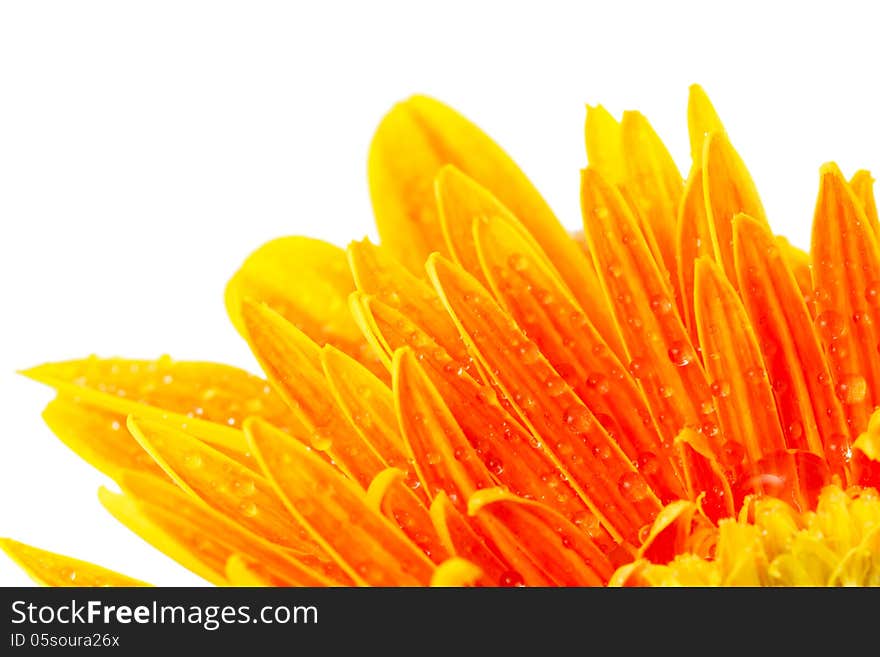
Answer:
top-left (4, 85), bottom-right (880, 587)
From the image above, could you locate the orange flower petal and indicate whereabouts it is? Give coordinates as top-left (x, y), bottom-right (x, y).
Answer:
top-left (676, 165), bottom-right (714, 347)
top-left (733, 214), bottom-right (848, 473)
top-left (474, 211), bottom-right (686, 502)
top-left (365, 468), bottom-right (448, 563)
top-left (694, 256), bottom-right (787, 466)
top-left (429, 492), bottom-right (510, 586)
top-left (103, 470), bottom-right (344, 586)
top-left (225, 554), bottom-right (283, 586)
top-left (127, 415), bottom-right (317, 554)
top-left (0, 538), bottom-right (149, 587)
top-left (225, 237), bottom-right (386, 380)
top-left (347, 239), bottom-right (469, 371)
top-left (22, 357), bottom-right (280, 458)
top-left (675, 428), bottom-right (735, 523)
top-left (585, 104), bottom-right (624, 185)
top-left (702, 131), bottom-right (768, 287)
top-left (687, 84), bottom-right (725, 165)
top-left (358, 295), bottom-right (599, 528)
top-left (850, 170), bottom-right (880, 242)
top-left (42, 397), bottom-right (166, 480)
top-left (775, 235), bottom-right (815, 317)
top-left (581, 167), bottom-right (719, 452)
top-left (392, 348), bottom-right (498, 506)
top-left (468, 488), bottom-right (615, 585)
top-left (368, 95), bottom-right (602, 322)
top-left (239, 299), bottom-right (386, 487)
top-left (636, 499), bottom-right (710, 565)
top-left (619, 110), bottom-right (683, 305)
top-left (435, 166), bottom-right (625, 359)
top-left (427, 253), bottom-right (660, 545)
top-left (320, 344), bottom-right (412, 479)
top-left (811, 163), bottom-right (880, 436)
top-left (245, 417), bottom-right (436, 586)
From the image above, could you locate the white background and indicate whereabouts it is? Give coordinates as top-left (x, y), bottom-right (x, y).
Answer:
top-left (2, 1), bottom-right (879, 586)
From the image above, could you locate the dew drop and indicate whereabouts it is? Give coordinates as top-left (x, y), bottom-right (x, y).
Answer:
top-left (586, 372), bottom-right (610, 394)
top-left (721, 440), bottom-right (745, 466)
top-left (544, 374), bottom-right (567, 396)
top-left (637, 452), bottom-right (660, 476)
top-left (710, 379), bottom-right (731, 398)
top-left (233, 478), bottom-right (256, 497)
top-left (649, 294), bottom-right (673, 314)
top-left (486, 456), bottom-right (504, 475)
top-left (617, 471), bottom-right (650, 501)
top-left (667, 341), bottom-right (694, 367)
top-left (628, 358), bottom-right (646, 378)
top-left (836, 374), bottom-right (867, 404)
top-left (606, 262), bottom-right (623, 278)
top-left (815, 310), bottom-right (846, 342)
top-left (508, 253), bottom-right (528, 272)
top-left (517, 342), bottom-right (541, 364)
top-left (184, 453), bottom-right (203, 469)
top-left (310, 431), bottom-right (333, 452)
top-left (787, 421), bottom-right (804, 441)
top-left (866, 282), bottom-right (880, 305)
top-left (699, 399), bottom-right (715, 415)
top-left (239, 501), bottom-right (258, 518)
top-left (499, 570), bottom-right (525, 587)
top-left (426, 452), bottom-right (442, 466)
top-left (563, 406), bottom-right (592, 433)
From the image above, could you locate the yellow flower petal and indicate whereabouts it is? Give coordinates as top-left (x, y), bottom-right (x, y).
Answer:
top-left (585, 104), bottom-right (624, 185)
top-left (0, 538), bottom-right (149, 587)
top-left (368, 94), bottom-right (600, 323)
top-left (226, 237), bottom-right (386, 380)
top-left (675, 165), bottom-right (714, 347)
top-left (245, 417), bottom-right (436, 586)
top-left (430, 557), bottom-right (483, 587)
top-left (239, 299), bottom-right (387, 487)
top-left (687, 84), bottom-right (725, 165)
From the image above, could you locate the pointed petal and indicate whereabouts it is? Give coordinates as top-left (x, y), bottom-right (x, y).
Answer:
top-left (245, 417), bottom-right (435, 586)
top-left (320, 345), bottom-right (412, 480)
top-left (468, 488), bottom-right (615, 585)
top-left (359, 295), bottom-right (599, 530)
top-left (368, 95), bottom-right (603, 320)
top-left (676, 428), bottom-right (735, 523)
top-left (435, 166), bottom-right (625, 359)
top-left (226, 237), bottom-right (386, 379)
top-left (703, 132), bottom-right (768, 287)
top-left (104, 470), bottom-right (344, 586)
top-left (347, 239), bottom-right (469, 370)
top-left (474, 211), bottom-right (686, 502)
top-left (734, 214), bottom-right (849, 474)
top-left (0, 538), bottom-right (149, 587)
top-left (127, 415), bottom-right (318, 554)
top-left (687, 84), bottom-right (725, 165)
top-left (427, 253), bottom-right (660, 545)
top-left (429, 492), bottom-right (510, 586)
top-left (393, 348), bottom-right (497, 506)
top-left (694, 256), bottom-right (787, 467)
top-left (240, 299), bottom-right (386, 486)
top-left (42, 397), bottom-right (166, 480)
top-left (620, 110), bottom-right (683, 304)
top-left (24, 357), bottom-right (295, 432)
top-left (585, 104), bottom-right (624, 184)
top-left (22, 357), bottom-right (282, 457)
top-left (776, 235), bottom-right (815, 317)
top-left (676, 165), bottom-right (714, 347)
top-left (850, 170), bottom-right (880, 243)
top-left (812, 163), bottom-right (880, 436)
top-left (365, 468), bottom-right (448, 563)
top-left (581, 167), bottom-right (721, 454)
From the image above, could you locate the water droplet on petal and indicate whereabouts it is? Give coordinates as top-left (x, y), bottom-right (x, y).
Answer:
top-left (310, 431), bottom-right (333, 452)
top-left (617, 471), bottom-right (649, 502)
top-left (815, 310), bottom-right (846, 342)
top-left (667, 341), bottom-right (694, 367)
top-left (836, 374), bottom-right (867, 404)
top-left (239, 501), bottom-right (258, 518)
top-left (508, 253), bottom-right (528, 272)
top-left (710, 379), bottom-right (731, 398)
